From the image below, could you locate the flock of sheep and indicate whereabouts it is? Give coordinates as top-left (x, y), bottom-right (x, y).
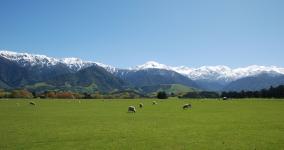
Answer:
top-left (128, 101), bottom-right (192, 113)
top-left (27, 100), bottom-right (192, 113)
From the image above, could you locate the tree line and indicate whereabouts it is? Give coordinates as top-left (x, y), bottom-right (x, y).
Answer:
top-left (1, 85), bottom-right (284, 99)
top-left (221, 85), bottom-right (284, 98)
top-left (178, 91), bottom-right (220, 98)
top-left (0, 89), bottom-right (147, 99)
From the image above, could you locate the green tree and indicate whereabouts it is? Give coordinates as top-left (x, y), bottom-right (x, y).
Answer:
top-left (157, 91), bottom-right (168, 99)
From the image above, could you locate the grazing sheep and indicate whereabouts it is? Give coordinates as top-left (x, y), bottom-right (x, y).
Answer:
top-left (183, 104), bottom-right (191, 110)
top-left (139, 103), bottom-right (143, 108)
top-left (223, 97), bottom-right (228, 100)
top-left (29, 101), bottom-right (36, 106)
top-left (128, 106), bottom-right (136, 113)
top-left (152, 101), bottom-right (157, 105)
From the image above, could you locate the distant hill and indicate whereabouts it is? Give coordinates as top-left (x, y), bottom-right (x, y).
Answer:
top-left (194, 80), bottom-right (226, 91)
top-left (224, 73), bottom-right (284, 91)
top-left (44, 65), bottom-right (125, 92)
top-left (115, 69), bottom-right (199, 88)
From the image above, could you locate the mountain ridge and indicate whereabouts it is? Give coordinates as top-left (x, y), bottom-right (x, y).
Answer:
top-left (224, 73), bottom-right (284, 91)
top-left (1, 50), bottom-right (284, 92)
top-left (1, 50), bottom-right (283, 82)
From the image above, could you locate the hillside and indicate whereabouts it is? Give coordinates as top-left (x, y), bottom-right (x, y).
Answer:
top-left (140, 84), bottom-right (197, 95)
top-left (224, 73), bottom-right (284, 91)
top-left (115, 69), bottom-right (199, 88)
top-left (45, 66), bottom-right (125, 92)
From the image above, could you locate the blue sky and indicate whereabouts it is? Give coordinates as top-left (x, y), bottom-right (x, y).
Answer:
top-left (0, 0), bottom-right (283, 68)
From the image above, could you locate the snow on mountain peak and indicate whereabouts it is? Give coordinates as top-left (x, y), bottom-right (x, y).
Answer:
top-left (0, 50), bottom-right (94, 70)
top-left (60, 57), bottom-right (94, 71)
top-left (61, 57), bottom-right (83, 64)
top-left (95, 62), bottom-right (117, 73)
top-left (232, 65), bottom-right (284, 78)
top-left (0, 50), bottom-right (119, 72)
top-left (131, 61), bottom-right (284, 82)
top-left (133, 61), bottom-right (172, 70)
top-left (175, 65), bottom-right (284, 81)
top-left (0, 50), bottom-right (60, 67)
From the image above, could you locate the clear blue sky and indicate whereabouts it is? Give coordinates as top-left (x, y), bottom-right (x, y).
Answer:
top-left (0, 0), bottom-right (283, 68)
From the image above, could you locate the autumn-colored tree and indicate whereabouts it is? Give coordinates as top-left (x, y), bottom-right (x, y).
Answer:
top-left (10, 89), bottom-right (33, 98)
top-left (0, 89), bottom-right (6, 98)
top-left (72, 93), bottom-right (83, 99)
top-left (92, 92), bottom-right (102, 99)
top-left (45, 91), bottom-right (57, 98)
top-left (56, 92), bottom-right (75, 99)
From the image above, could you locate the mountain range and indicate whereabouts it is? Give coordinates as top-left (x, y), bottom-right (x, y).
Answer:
top-left (1, 50), bottom-right (284, 93)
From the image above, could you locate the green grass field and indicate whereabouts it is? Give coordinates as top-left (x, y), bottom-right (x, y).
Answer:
top-left (0, 99), bottom-right (284, 150)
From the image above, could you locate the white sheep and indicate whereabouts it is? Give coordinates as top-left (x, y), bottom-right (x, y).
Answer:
top-left (128, 106), bottom-right (136, 113)
top-left (183, 104), bottom-right (191, 110)
top-left (29, 101), bottom-right (36, 106)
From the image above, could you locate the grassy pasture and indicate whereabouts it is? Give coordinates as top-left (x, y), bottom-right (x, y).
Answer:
top-left (0, 99), bottom-right (284, 150)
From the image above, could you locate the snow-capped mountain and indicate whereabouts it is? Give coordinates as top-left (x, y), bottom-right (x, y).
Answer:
top-left (0, 50), bottom-right (109, 71)
top-left (1, 50), bottom-right (284, 84)
top-left (132, 61), bottom-right (284, 82)
top-left (133, 61), bottom-right (173, 70)
top-left (95, 62), bottom-right (118, 74)
top-left (61, 57), bottom-right (94, 71)
top-left (187, 65), bottom-right (284, 82)
top-left (1, 50), bottom-right (284, 91)
top-left (0, 50), bottom-right (60, 67)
